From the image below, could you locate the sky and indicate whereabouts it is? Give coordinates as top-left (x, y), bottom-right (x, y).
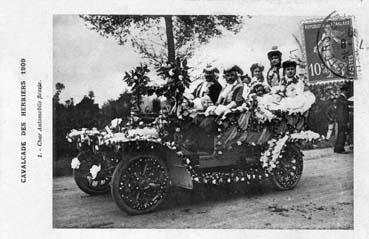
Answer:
top-left (53, 15), bottom-right (310, 106)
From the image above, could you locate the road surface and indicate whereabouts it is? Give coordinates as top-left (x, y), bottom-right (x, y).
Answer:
top-left (53, 149), bottom-right (353, 229)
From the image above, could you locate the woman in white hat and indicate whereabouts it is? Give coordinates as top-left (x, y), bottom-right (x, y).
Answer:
top-left (266, 46), bottom-right (283, 87)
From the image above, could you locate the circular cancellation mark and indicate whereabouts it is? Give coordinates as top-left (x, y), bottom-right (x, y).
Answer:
top-left (316, 11), bottom-right (357, 80)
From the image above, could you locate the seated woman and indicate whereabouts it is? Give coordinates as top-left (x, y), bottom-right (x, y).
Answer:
top-left (192, 65), bottom-right (222, 105)
top-left (243, 63), bottom-right (270, 101)
top-left (183, 65), bottom-right (222, 114)
top-left (248, 63), bottom-right (270, 93)
top-left (258, 60), bottom-right (315, 114)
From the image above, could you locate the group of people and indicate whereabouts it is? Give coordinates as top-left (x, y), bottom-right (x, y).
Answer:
top-left (183, 46), bottom-right (306, 117)
top-left (138, 46), bottom-right (352, 153)
top-left (172, 46), bottom-right (314, 150)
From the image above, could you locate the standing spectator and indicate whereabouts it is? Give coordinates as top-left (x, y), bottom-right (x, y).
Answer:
top-left (325, 98), bottom-right (336, 140)
top-left (347, 95), bottom-right (354, 149)
top-left (334, 84), bottom-right (350, 153)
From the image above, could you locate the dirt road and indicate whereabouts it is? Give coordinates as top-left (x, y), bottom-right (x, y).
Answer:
top-left (53, 149), bottom-right (353, 229)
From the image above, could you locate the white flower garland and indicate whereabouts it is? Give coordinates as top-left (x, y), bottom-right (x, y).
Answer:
top-left (71, 157), bottom-right (80, 169)
top-left (178, 151), bottom-right (269, 185)
top-left (254, 104), bottom-right (277, 123)
top-left (290, 130), bottom-right (320, 141)
top-left (90, 164), bottom-right (101, 180)
top-left (260, 135), bottom-right (289, 172)
top-left (259, 130), bottom-right (320, 173)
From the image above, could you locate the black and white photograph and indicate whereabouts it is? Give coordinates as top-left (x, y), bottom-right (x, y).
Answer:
top-left (1, 0), bottom-right (369, 238)
top-left (53, 13), bottom-right (354, 228)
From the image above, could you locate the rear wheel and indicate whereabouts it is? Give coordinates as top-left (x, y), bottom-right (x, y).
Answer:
top-left (73, 151), bottom-right (111, 195)
top-left (271, 144), bottom-right (303, 190)
top-left (111, 154), bottom-right (170, 215)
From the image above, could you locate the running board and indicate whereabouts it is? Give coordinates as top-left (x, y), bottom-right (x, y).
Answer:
top-left (197, 153), bottom-right (260, 168)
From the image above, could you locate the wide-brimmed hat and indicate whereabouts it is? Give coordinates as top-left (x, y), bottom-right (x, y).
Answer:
top-left (203, 65), bottom-right (220, 74)
top-left (282, 60), bottom-right (297, 69)
top-left (267, 46), bottom-right (282, 60)
top-left (223, 65), bottom-right (243, 75)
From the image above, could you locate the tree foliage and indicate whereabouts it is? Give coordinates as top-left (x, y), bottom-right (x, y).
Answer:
top-left (80, 15), bottom-right (244, 66)
top-left (53, 83), bottom-right (132, 159)
top-left (156, 58), bottom-right (191, 106)
top-left (123, 64), bottom-right (150, 111)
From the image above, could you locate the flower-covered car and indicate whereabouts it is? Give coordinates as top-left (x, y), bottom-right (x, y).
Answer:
top-left (66, 61), bottom-right (320, 215)
top-left (66, 100), bottom-right (319, 215)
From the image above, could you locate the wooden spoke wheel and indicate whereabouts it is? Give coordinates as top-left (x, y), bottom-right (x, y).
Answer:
top-left (271, 144), bottom-right (303, 190)
top-left (111, 154), bottom-right (170, 215)
top-left (73, 152), bottom-right (111, 195)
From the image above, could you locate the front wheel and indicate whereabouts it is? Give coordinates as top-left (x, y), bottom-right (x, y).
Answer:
top-left (73, 151), bottom-right (111, 195)
top-left (111, 154), bottom-right (170, 215)
top-left (271, 143), bottom-right (303, 190)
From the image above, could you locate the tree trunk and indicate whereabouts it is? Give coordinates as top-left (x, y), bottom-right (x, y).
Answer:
top-left (164, 15), bottom-right (175, 63)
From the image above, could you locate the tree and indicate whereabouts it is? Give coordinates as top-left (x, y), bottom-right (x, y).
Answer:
top-left (101, 92), bottom-right (132, 122)
top-left (53, 82), bottom-right (65, 103)
top-left (65, 98), bottom-right (74, 108)
top-left (88, 90), bottom-right (95, 99)
top-left (80, 15), bottom-right (245, 66)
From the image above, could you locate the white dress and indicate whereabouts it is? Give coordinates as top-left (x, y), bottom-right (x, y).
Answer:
top-left (256, 76), bottom-right (315, 115)
top-left (276, 77), bottom-right (315, 114)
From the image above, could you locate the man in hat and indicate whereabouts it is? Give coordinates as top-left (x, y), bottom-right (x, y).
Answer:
top-left (334, 83), bottom-right (351, 153)
top-left (266, 46), bottom-right (283, 87)
top-left (216, 65), bottom-right (244, 109)
top-left (192, 65), bottom-right (222, 104)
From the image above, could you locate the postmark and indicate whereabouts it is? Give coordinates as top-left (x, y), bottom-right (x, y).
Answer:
top-left (302, 13), bottom-right (357, 83)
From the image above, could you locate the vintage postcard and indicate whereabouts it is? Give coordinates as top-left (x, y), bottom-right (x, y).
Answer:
top-left (1, 0), bottom-right (369, 238)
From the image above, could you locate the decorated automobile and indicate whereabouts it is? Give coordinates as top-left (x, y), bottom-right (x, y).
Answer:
top-left (66, 61), bottom-right (320, 215)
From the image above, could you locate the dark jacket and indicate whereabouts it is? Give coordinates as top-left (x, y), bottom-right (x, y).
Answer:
top-left (193, 80), bottom-right (222, 104)
top-left (335, 94), bottom-right (349, 123)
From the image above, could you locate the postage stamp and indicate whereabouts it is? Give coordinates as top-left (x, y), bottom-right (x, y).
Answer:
top-left (302, 14), bottom-right (357, 83)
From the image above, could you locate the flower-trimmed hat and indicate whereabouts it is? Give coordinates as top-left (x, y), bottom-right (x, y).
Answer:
top-left (203, 64), bottom-right (220, 74)
top-left (267, 46), bottom-right (282, 60)
top-left (250, 82), bottom-right (267, 94)
top-left (223, 65), bottom-right (244, 75)
top-left (250, 63), bottom-right (264, 74)
top-left (282, 60), bottom-right (297, 69)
